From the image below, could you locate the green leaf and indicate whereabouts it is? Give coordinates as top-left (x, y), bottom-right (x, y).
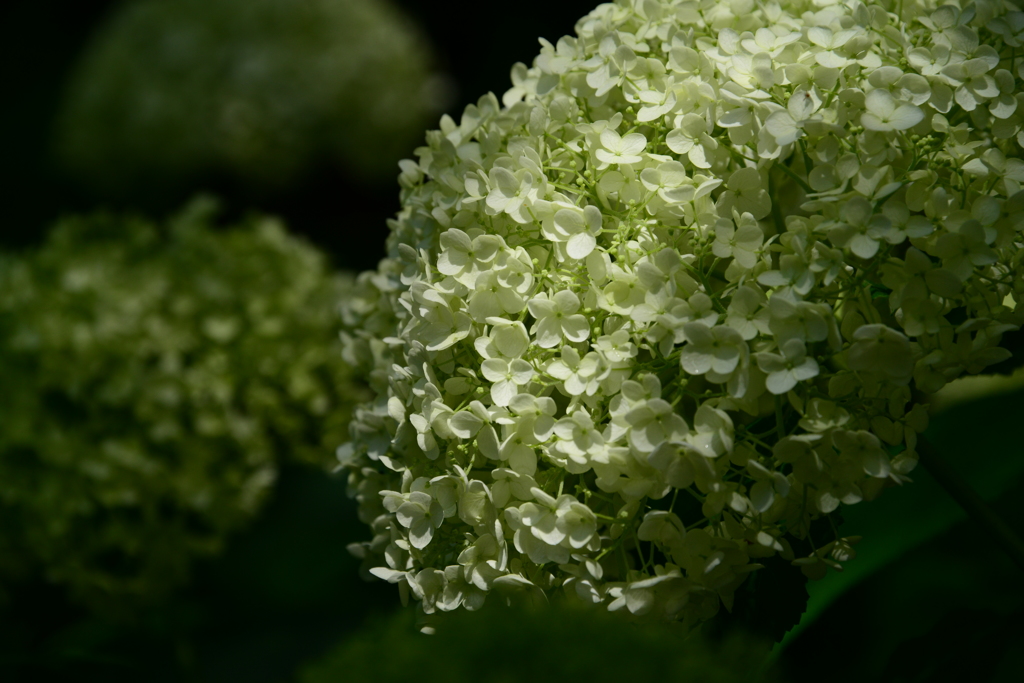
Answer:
top-left (781, 485), bottom-right (1024, 680)
top-left (880, 606), bottom-right (1024, 683)
top-left (777, 385), bottom-right (1024, 650)
top-left (719, 555), bottom-right (809, 644)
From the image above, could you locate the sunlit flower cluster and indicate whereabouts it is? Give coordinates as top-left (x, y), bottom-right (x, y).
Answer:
top-left (340, 0), bottom-right (1024, 626)
top-left (0, 200), bottom-right (363, 611)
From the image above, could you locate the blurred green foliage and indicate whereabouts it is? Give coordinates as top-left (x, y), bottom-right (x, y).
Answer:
top-left (301, 600), bottom-right (781, 683)
top-left (0, 198), bottom-right (366, 612)
top-left (0, 463), bottom-right (399, 683)
top-left (53, 0), bottom-right (446, 200)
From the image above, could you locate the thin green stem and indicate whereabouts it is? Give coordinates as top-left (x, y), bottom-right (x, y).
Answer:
top-left (775, 395), bottom-right (787, 442)
top-left (774, 158), bottom-right (814, 195)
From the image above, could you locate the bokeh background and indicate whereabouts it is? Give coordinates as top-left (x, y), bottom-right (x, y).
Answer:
top-left (2, 0), bottom-right (595, 274)
top-left (1, 1), bottom-right (1023, 681)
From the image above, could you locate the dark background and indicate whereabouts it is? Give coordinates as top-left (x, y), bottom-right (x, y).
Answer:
top-left (0, 0), bottom-right (596, 273)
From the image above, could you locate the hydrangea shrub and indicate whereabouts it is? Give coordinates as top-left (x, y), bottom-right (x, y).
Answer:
top-left (0, 200), bottom-right (365, 610)
top-left (340, 0), bottom-right (1024, 627)
top-left (55, 0), bottom-right (446, 194)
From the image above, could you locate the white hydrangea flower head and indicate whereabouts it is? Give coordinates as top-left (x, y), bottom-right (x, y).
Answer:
top-left (340, 0), bottom-right (1024, 628)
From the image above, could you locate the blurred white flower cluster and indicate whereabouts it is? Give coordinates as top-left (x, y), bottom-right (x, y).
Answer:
top-left (0, 200), bottom-right (362, 611)
top-left (340, 0), bottom-right (1024, 626)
